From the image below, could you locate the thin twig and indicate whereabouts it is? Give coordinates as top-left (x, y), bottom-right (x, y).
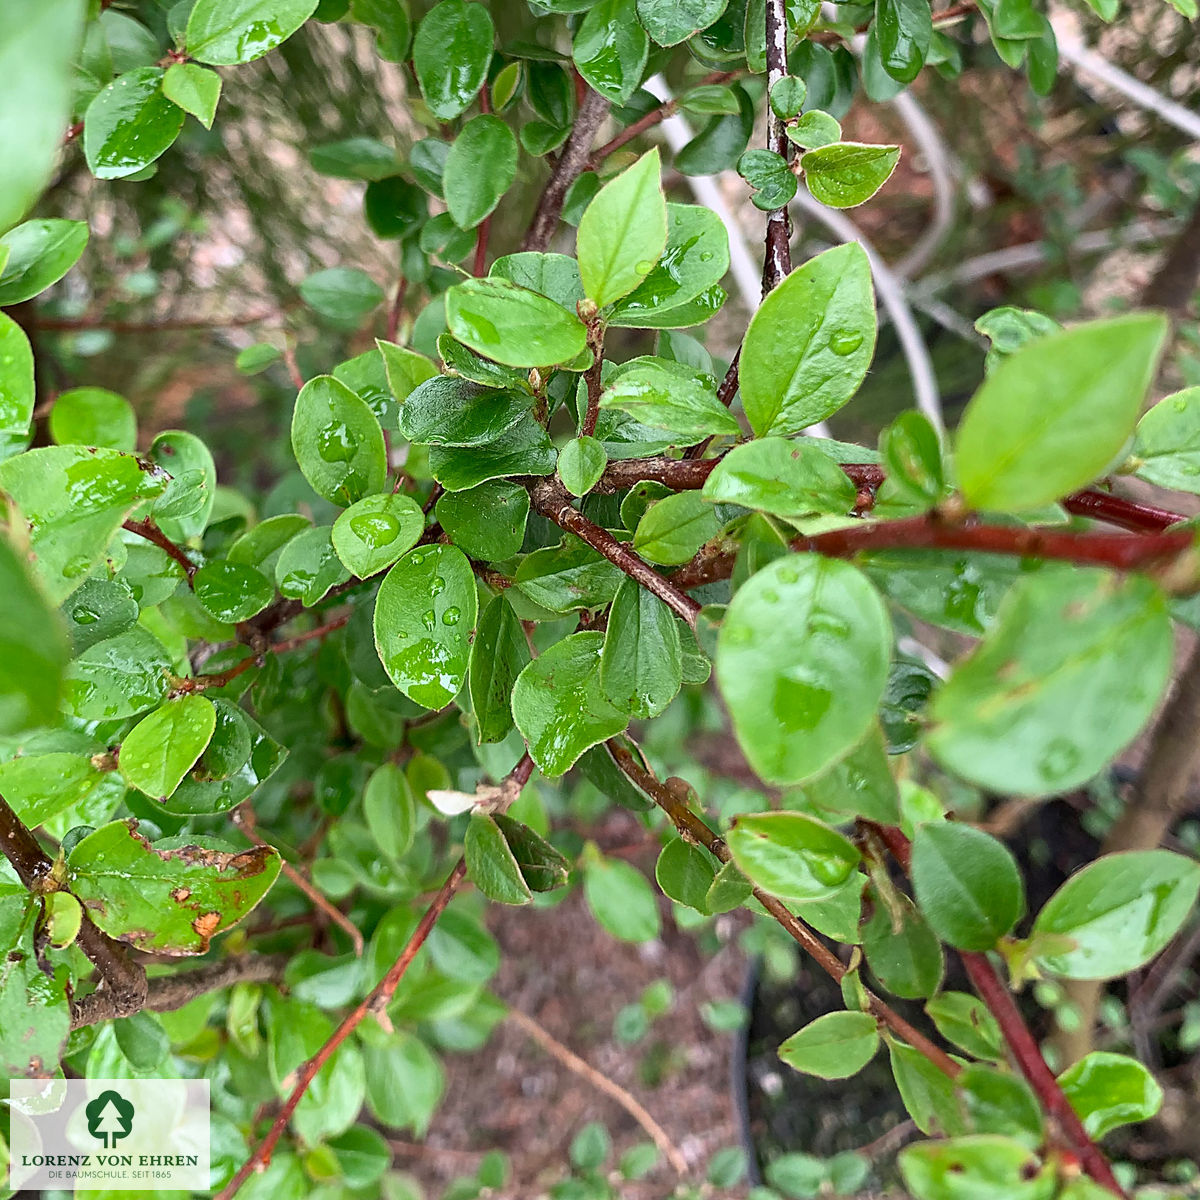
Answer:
top-left (0, 793), bottom-right (148, 1027)
top-left (386, 277), bottom-right (408, 343)
top-left (527, 477), bottom-right (700, 628)
top-left (605, 742), bottom-right (960, 1079)
top-left (217, 753), bottom-right (535, 1200)
top-left (506, 1006), bottom-right (689, 1177)
top-left (761, 0), bottom-right (792, 295)
top-left (233, 804), bottom-right (364, 956)
top-left (523, 89), bottom-right (611, 252)
top-left (35, 308), bottom-right (280, 334)
top-left (580, 308), bottom-right (605, 438)
top-left (122, 517), bottom-right (199, 581)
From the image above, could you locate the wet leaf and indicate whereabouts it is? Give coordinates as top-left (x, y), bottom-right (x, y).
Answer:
top-left (413, 0), bottom-right (494, 120)
top-left (194, 560), bottom-right (275, 623)
top-left (67, 820), bottom-right (281, 954)
top-left (726, 811), bottom-right (860, 902)
top-left (740, 242), bottom-right (876, 435)
top-left (875, 0), bottom-right (931, 82)
top-left (186, 0), bottom-right (318, 64)
top-left (0, 314), bottom-right (35, 458)
top-left (599, 360), bottom-right (739, 440)
top-left (0, 910), bottom-right (69, 1076)
top-left (84, 68), bottom-right (184, 180)
top-left (61, 627), bottom-right (173, 720)
top-left (576, 149), bottom-right (667, 307)
top-left (702, 437), bottom-right (856, 519)
top-left (927, 568), bottom-right (1172, 796)
top-left (573, 0), bottom-right (649, 104)
top-left (1032, 850), bottom-right (1200, 980)
top-left (445, 278), bottom-right (587, 368)
top-left (398, 375), bottom-right (530, 448)
top-left (636, 0), bottom-right (727, 44)
top-left (428, 415), bottom-right (557, 490)
top-left (0, 219), bottom-right (88, 305)
top-left (119, 695), bottom-right (218, 799)
top-left (802, 142), bottom-right (901, 208)
top-left (956, 314), bottom-right (1167, 512)
top-left (331, 493), bottom-right (424, 577)
top-left (717, 554), bottom-right (891, 784)
top-left (275, 525), bottom-right (351, 605)
top-left (291, 375), bottom-right (387, 506)
top-left (435, 480), bottom-right (529, 560)
top-left (1132, 386), bottom-right (1200, 493)
top-left (0, 535), bottom-right (66, 734)
top-left (512, 631), bottom-right (628, 775)
top-left (469, 594), bottom-right (530, 743)
top-left (600, 577), bottom-right (682, 718)
top-left (0, 446), bottom-right (168, 602)
top-left (374, 544), bottom-right (477, 709)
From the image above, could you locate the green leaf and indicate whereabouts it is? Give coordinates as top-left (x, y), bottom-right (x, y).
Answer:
top-left (899, 1136), bottom-right (1053, 1200)
top-left (911, 822), bottom-right (1025, 951)
top-left (144, 428), bottom-right (215, 541)
top-left (875, 0), bottom-right (931, 82)
top-left (363, 1029), bottom-right (444, 1135)
top-left (740, 242), bottom-right (876, 435)
top-left (609, 203), bottom-right (730, 327)
top-left (435, 480), bottom-right (529, 560)
top-left (633, 491), bottom-right (721, 565)
top-left (927, 568), bottom-right (1173, 795)
top-left (573, 0), bottom-right (649, 105)
top-left (0, 312), bottom-right (34, 458)
top-left (862, 895), bottom-right (945, 998)
top-left (600, 361), bottom-right (740, 440)
top-left (1132, 387), bottom-right (1200, 493)
top-left (959, 1062), bottom-right (1044, 1144)
top-left (466, 812), bottom-right (533, 905)
top-left (291, 375), bottom-right (387, 506)
top-left (469, 594), bottom-right (530, 744)
top-left (778, 1011), bottom-right (879, 1079)
top-left (378, 339), bottom-right (439, 402)
top-left (491, 251), bottom-right (584, 310)
top-left (0, 914), bottom-right (70, 1076)
top-left (1031, 850), bottom-right (1200, 980)
top-left (570, 1120), bottom-right (611, 1170)
top-left (0, 536), bottom-right (66, 735)
top-left (792, 727), bottom-right (901, 824)
top-left (636, 0), bottom-right (727, 45)
top-left (0, 219), bottom-right (88, 305)
top-left (924, 992), bottom-right (1003, 1063)
top-left (717, 554), bottom-right (892, 784)
top-left (120, 695), bottom-right (218, 799)
top-left (726, 811), bottom-right (860, 902)
top-left (956, 314), bottom-right (1168, 512)
top-left (351, 0), bottom-right (412, 59)
top-left (331, 493), bottom-right (424, 577)
top-left (194, 561), bottom-right (275, 623)
top-left (512, 631), bottom-right (628, 775)
top-left (363, 762), bottom-right (415, 859)
top-left (514, 536), bottom-right (623, 612)
top-left (576, 149), bottom-right (668, 307)
top-left (682, 84), bottom-right (743, 115)
top-left (84, 67), bottom-right (184, 180)
top-left (443, 115), bottom-right (518, 230)
top-left (374, 544), bottom-right (477, 709)
top-left (0, 0), bottom-right (85, 234)
top-left (308, 137), bottom-right (401, 180)
top-left (61, 627), bottom-right (172, 719)
top-left (413, 0), bottom-right (494, 120)
top-left (705, 859), bottom-right (754, 913)
top-left (495, 815), bottom-right (568, 893)
top-left (48, 387), bottom-right (136, 451)
top-left (702, 437), bottom-right (856, 519)
top-left (975, 305), bottom-right (1061, 374)
top-left (275, 525), bottom-right (351, 605)
top-left (445, 278), bottom-right (588, 368)
top-left (161, 62), bottom-right (222, 128)
top-left (186, 0), bottom-right (318, 64)
top-left (0, 753), bottom-right (108, 830)
top-left (558, 436), bottom-right (608, 497)
top-left (600, 577), bottom-right (683, 718)
top-left (428, 415), bottom-right (557, 490)
top-left (802, 142), bottom-right (901, 208)
top-left (786, 109), bottom-right (843, 149)
top-left (0, 446), bottom-right (168, 602)
top-left (655, 838), bottom-right (715, 911)
top-left (1058, 1052), bottom-right (1163, 1138)
top-left (769, 75), bottom-right (808, 119)
top-left (399, 376), bottom-right (530, 448)
top-left (300, 267), bottom-right (385, 321)
top-left (584, 850), bottom-right (661, 942)
top-left (738, 148), bottom-right (798, 211)
top-left (67, 820), bottom-right (281, 954)
top-left (889, 1040), bottom-right (967, 1136)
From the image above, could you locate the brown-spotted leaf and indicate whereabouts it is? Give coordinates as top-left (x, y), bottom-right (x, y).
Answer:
top-left (66, 820), bottom-right (281, 955)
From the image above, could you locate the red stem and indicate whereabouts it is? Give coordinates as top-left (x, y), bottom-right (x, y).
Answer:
top-left (122, 517), bottom-right (198, 581)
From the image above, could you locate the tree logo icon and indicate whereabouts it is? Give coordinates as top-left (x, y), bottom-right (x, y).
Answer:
top-left (85, 1089), bottom-right (135, 1149)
